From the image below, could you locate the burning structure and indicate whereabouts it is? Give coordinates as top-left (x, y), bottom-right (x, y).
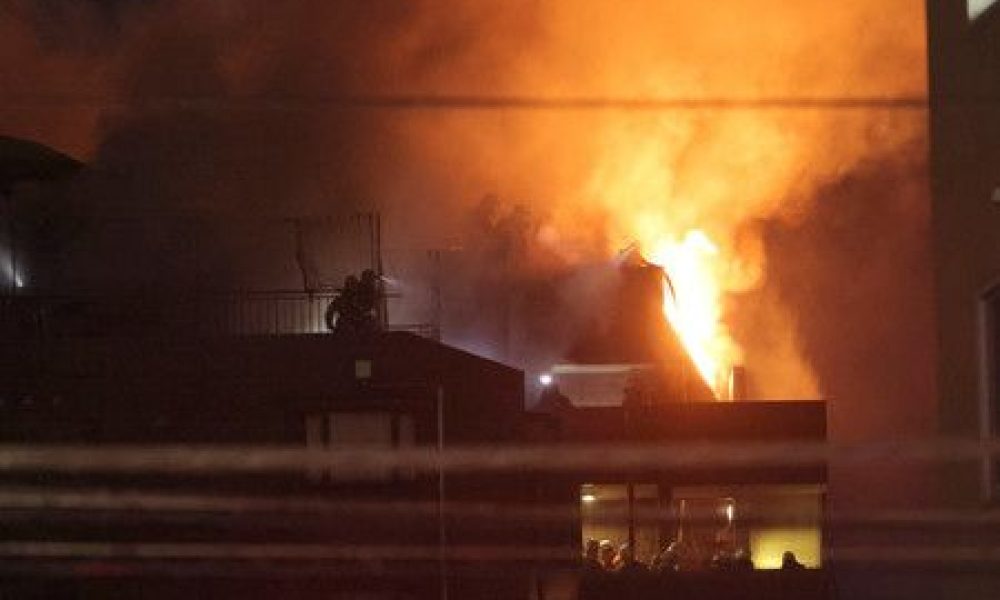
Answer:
top-left (541, 250), bottom-right (716, 406)
top-left (0, 137), bottom-right (828, 599)
top-left (0, 0), bottom-right (931, 414)
top-left (0, 1), bottom-right (940, 596)
top-left (522, 249), bottom-right (827, 587)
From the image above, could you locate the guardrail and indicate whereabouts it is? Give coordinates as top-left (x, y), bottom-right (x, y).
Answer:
top-left (0, 292), bottom-right (437, 339)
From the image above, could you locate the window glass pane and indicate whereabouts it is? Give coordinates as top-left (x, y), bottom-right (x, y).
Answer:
top-left (581, 484), bottom-right (629, 567)
top-left (632, 484), bottom-right (661, 564)
top-left (329, 413), bottom-right (393, 480)
top-left (580, 483), bottom-right (662, 566)
top-left (329, 413), bottom-right (392, 446)
top-left (671, 485), bottom-right (823, 570)
top-left (304, 414), bottom-right (325, 482)
top-left (746, 492), bottom-right (822, 569)
top-left (670, 495), bottom-right (733, 570)
top-left (354, 359), bottom-right (373, 379)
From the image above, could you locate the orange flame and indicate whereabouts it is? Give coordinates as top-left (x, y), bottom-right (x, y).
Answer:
top-left (644, 231), bottom-right (736, 396)
top-left (579, 124), bottom-right (763, 400)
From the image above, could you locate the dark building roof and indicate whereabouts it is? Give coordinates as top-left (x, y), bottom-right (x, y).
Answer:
top-left (0, 135), bottom-right (81, 192)
top-left (0, 331), bottom-right (524, 444)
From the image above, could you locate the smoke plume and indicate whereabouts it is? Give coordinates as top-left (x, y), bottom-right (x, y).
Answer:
top-left (1, 1), bottom-right (931, 404)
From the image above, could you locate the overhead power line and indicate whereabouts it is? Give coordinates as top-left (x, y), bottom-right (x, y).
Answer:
top-left (0, 94), bottom-right (930, 112)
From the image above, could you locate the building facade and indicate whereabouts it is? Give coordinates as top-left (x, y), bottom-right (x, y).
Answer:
top-left (0, 138), bottom-right (831, 598)
top-left (927, 0), bottom-right (1000, 504)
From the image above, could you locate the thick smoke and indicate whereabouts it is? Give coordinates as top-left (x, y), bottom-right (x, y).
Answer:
top-left (738, 140), bottom-right (935, 411)
top-left (1, 1), bottom-right (931, 401)
top-left (753, 143), bottom-right (938, 510)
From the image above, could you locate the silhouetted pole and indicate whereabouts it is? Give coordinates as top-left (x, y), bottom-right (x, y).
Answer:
top-left (627, 483), bottom-right (636, 555)
top-left (430, 249), bottom-right (443, 341)
top-left (375, 212), bottom-right (387, 329)
top-left (437, 385), bottom-right (448, 600)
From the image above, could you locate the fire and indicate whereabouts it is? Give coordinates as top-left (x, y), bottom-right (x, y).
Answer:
top-left (580, 122), bottom-right (760, 400)
top-left (644, 231), bottom-right (734, 396)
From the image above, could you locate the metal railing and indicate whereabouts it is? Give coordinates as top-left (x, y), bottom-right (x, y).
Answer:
top-left (0, 291), bottom-right (437, 339)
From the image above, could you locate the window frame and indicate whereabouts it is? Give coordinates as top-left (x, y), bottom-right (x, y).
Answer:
top-left (303, 410), bottom-right (415, 483)
top-left (978, 282), bottom-right (1000, 502)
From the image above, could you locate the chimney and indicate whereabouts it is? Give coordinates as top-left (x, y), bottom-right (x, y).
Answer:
top-left (727, 365), bottom-right (748, 401)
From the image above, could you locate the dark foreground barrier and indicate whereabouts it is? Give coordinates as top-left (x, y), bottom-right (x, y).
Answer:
top-left (577, 569), bottom-right (835, 600)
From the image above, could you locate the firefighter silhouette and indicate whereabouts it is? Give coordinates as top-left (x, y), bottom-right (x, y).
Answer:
top-left (325, 270), bottom-right (379, 335)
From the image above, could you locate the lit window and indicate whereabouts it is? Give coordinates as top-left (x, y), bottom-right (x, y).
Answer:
top-left (671, 485), bottom-right (824, 570)
top-left (969, 0), bottom-right (999, 20)
top-left (354, 359), bottom-right (373, 379)
top-left (580, 483), bottom-right (661, 565)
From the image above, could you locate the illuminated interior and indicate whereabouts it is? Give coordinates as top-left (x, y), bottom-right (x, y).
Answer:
top-left (672, 485), bottom-right (823, 569)
top-left (580, 483), bottom-right (823, 569)
top-left (580, 483), bottom-right (661, 564)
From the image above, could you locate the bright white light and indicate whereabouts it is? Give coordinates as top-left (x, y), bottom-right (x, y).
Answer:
top-left (581, 493), bottom-right (597, 504)
top-left (538, 374), bottom-right (553, 386)
top-left (969, 0), bottom-right (998, 20)
top-left (2, 248), bottom-right (23, 289)
top-left (725, 503), bottom-right (735, 524)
